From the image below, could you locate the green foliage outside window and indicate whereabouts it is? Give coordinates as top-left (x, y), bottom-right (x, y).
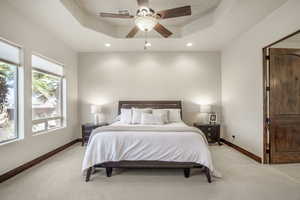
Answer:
top-left (0, 63), bottom-right (14, 113)
top-left (32, 70), bottom-right (60, 104)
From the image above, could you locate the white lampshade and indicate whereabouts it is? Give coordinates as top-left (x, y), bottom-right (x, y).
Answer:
top-left (90, 105), bottom-right (102, 114)
top-left (135, 16), bottom-right (158, 32)
top-left (200, 104), bottom-right (212, 113)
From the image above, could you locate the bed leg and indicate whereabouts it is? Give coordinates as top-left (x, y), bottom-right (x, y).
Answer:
top-left (86, 167), bottom-right (92, 182)
top-left (106, 167), bottom-right (113, 177)
top-left (204, 167), bottom-right (211, 183)
top-left (184, 168), bottom-right (190, 178)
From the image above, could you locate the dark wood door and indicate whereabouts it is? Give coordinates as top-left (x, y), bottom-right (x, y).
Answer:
top-left (269, 48), bottom-right (300, 163)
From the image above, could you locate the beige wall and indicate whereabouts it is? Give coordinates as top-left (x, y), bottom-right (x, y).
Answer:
top-left (272, 37), bottom-right (300, 48)
top-left (221, 0), bottom-right (300, 158)
top-left (78, 52), bottom-right (221, 125)
top-left (0, 2), bottom-right (79, 174)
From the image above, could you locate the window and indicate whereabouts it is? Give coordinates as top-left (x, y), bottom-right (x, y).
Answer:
top-left (0, 39), bottom-right (20, 143)
top-left (32, 54), bottom-right (65, 134)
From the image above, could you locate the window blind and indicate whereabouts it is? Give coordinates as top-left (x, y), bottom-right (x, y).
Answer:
top-left (0, 39), bottom-right (21, 65)
top-left (32, 54), bottom-right (63, 76)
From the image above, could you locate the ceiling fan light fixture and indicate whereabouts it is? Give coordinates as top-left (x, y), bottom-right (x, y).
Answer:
top-left (135, 16), bottom-right (157, 32)
top-left (100, 2), bottom-right (191, 39)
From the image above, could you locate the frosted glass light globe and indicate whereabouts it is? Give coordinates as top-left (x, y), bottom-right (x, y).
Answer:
top-left (135, 16), bottom-right (158, 32)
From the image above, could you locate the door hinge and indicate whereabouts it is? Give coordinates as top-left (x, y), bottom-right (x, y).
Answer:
top-left (265, 55), bottom-right (270, 60)
top-left (266, 86), bottom-right (270, 91)
top-left (266, 143), bottom-right (271, 154)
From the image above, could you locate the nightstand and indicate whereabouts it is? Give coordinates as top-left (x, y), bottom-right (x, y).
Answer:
top-left (194, 123), bottom-right (221, 145)
top-left (81, 122), bottom-right (108, 146)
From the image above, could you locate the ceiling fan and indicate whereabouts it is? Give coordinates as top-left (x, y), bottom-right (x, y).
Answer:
top-left (99, 0), bottom-right (192, 38)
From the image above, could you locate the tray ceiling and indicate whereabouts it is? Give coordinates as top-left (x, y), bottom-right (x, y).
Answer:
top-left (3, 0), bottom-right (289, 51)
top-left (63, 0), bottom-right (224, 38)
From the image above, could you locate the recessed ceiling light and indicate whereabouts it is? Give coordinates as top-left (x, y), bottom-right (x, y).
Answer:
top-left (186, 42), bottom-right (193, 47)
top-left (105, 43), bottom-right (111, 47)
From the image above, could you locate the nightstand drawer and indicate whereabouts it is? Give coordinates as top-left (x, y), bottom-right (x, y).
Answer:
top-left (83, 130), bottom-right (92, 135)
top-left (84, 135), bottom-right (91, 139)
top-left (193, 123), bottom-right (221, 145)
top-left (206, 131), bottom-right (218, 142)
top-left (84, 127), bottom-right (94, 132)
top-left (200, 126), bottom-right (216, 133)
top-left (206, 131), bottom-right (216, 137)
top-left (207, 127), bottom-right (216, 132)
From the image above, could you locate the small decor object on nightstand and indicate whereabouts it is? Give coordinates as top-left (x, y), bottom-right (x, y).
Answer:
top-left (81, 122), bottom-right (108, 146)
top-left (194, 123), bottom-right (221, 145)
top-left (209, 114), bottom-right (217, 124)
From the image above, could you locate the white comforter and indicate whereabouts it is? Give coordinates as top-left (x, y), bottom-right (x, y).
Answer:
top-left (82, 121), bottom-right (220, 177)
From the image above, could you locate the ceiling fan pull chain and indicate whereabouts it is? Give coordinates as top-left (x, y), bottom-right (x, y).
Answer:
top-left (144, 31), bottom-right (148, 50)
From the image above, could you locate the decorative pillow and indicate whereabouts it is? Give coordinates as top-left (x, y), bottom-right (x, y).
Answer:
top-left (164, 109), bottom-right (181, 122)
top-left (141, 113), bottom-right (165, 125)
top-left (152, 109), bottom-right (169, 124)
top-left (120, 109), bottom-right (132, 124)
top-left (112, 115), bottom-right (121, 122)
top-left (131, 108), bottom-right (152, 124)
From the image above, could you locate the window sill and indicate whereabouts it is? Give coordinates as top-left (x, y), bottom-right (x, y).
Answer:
top-left (0, 137), bottom-right (24, 147)
top-left (33, 126), bottom-right (67, 136)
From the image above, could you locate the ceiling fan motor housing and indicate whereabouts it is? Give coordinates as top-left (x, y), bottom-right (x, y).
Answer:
top-left (136, 7), bottom-right (156, 17)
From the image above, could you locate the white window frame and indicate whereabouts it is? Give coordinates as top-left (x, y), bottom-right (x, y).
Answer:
top-left (31, 54), bottom-right (66, 134)
top-left (0, 38), bottom-right (22, 144)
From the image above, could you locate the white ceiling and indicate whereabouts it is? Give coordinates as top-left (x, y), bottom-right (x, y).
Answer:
top-left (4, 0), bottom-right (289, 52)
top-left (75, 0), bottom-right (221, 26)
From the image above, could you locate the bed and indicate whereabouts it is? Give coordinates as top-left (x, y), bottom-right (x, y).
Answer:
top-left (82, 101), bottom-right (217, 183)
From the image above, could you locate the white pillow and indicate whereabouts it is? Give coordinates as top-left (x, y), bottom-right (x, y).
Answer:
top-left (141, 113), bottom-right (165, 125)
top-left (164, 109), bottom-right (181, 122)
top-left (120, 109), bottom-right (132, 124)
top-left (112, 115), bottom-right (121, 123)
top-left (152, 109), bottom-right (169, 124)
top-left (131, 108), bottom-right (152, 124)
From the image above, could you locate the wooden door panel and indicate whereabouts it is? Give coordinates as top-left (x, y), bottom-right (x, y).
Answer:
top-left (272, 123), bottom-right (300, 152)
top-left (269, 48), bottom-right (300, 163)
top-left (271, 151), bottom-right (300, 163)
top-left (270, 51), bottom-right (300, 115)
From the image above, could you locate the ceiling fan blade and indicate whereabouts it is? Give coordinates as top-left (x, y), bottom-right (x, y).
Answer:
top-left (137, 0), bottom-right (149, 7)
top-left (126, 26), bottom-right (139, 38)
top-left (157, 6), bottom-right (191, 19)
top-left (100, 12), bottom-right (134, 18)
top-left (154, 23), bottom-right (173, 38)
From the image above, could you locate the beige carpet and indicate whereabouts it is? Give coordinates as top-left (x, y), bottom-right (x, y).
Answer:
top-left (0, 144), bottom-right (300, 200)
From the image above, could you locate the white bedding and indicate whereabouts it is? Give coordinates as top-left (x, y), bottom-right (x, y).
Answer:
top-left (82, 121), bottom-right (220, 177)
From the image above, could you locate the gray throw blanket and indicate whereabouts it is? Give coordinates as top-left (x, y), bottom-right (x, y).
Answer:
top-left (89, 125), bottom-right (208, 145)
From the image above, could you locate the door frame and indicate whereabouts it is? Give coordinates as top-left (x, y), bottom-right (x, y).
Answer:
top-left (262, 29), bottom-right (300, 164)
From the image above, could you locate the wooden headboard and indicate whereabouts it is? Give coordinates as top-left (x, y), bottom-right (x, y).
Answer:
top-left (118, 101), bottom-right (182, 118)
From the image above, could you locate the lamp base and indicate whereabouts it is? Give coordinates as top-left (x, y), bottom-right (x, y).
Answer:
top-left (93, 114), bottom-right (99, 125)
top-left (198, 113), bottom-right (210, 124)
